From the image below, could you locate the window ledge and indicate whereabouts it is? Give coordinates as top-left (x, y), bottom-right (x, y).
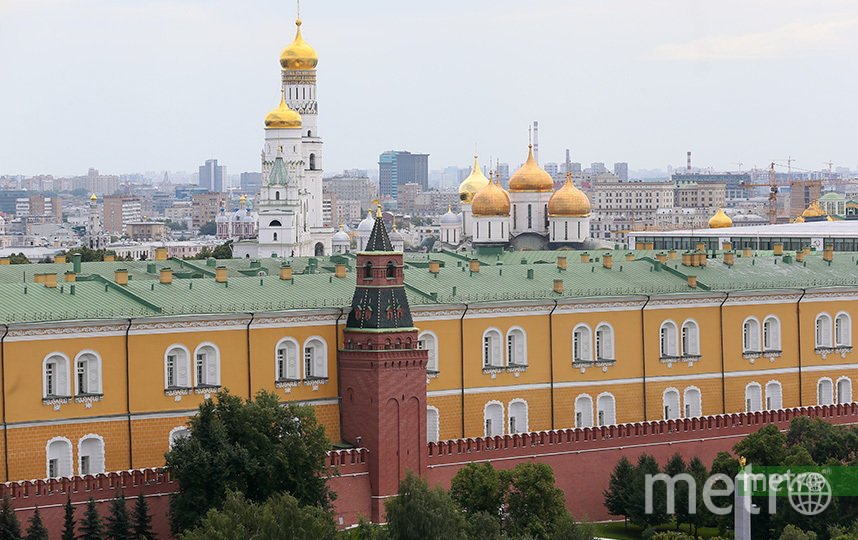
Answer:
top-left (595, 358), bottom-right (616, 367)
top-left (572, 360), bottom-right (594, 368)
top-left (426, 370), bottom-right (440, 379)
top-left (815, 346), bottom-right (835, 359)
top-left (194, 385), bottom-right (221, 395)
top-left (659, 355), bottom-right (681, 364)
top-left (276, 378), bottom-right (301, 388)
top-left (833, 345), bottom-right (853, 358)
top-left (303, 377), bottom-right (328, 386)
top-left (506, 363), bottom-right (528, 373)
top-left (42, 396), bottom-right (72, 407)
top-left (482, 366), bottom-right (504, 375)
top-left (742, 350), bottom-right (763, 359)
top-left (74, 393), bottom-right (103, 405)
top-left (164, 387), bottom-right (193, 396)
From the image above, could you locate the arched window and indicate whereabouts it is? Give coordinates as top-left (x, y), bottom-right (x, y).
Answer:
top-left (816, 313), bottom-right (833, 348)
top-left (572, 324), bottom-right (592, 363)
top-left (818, 378), bottom-right (834, 405)
top-left (681, 320), bottom-right (699, 357)
top-left (363, 261), bottom-right (373, 279)
top-left (276, 338), bottom-right (300, 381)
top-left (508, 399), bottom-right (528, 434)
top-left (763, 316), bottom-right (781, 352)
top-left (193, 343), bottom-right (220, 388)
top-left (663, 388), bottom-right (681, 419)
top-left (269, 220), bottom-right (281, 227)
top-left (427, 406), bottom-right (440, 443)
top-left (684, 387), bottom-right (702, 417)
top-left (386, 261), bottom-right (395, 279)
top-left (418, 331), bottom-right (439, 374)
top-left (74, 351), bottom-right (102, 396)
top-left (574, 394), bottom-right (593, 428)
top-left (484, 401), bottom-right (504, 437)
top-left (595, 323), bottom-right (614, 361)
top-left (169, 427), bottom-right (191, 449)
top-left (742, 317), bottom-right (761, 352)
top-left (309, 153), bottom-right (316, 170)
top-left (164, 345), bottom-right (191, 389)
top-left (766, 381), bottom-right (783, 409)
top-left (303, 337), bottom-right (328, 379)
top-left (482, 328), bottom-right (503, 367)
top-left (596, 393), bottom-right (616, 426)
top-left (745, 382), bottom-right (762, 412)
top-left (43, 353), bottom-right (70, 398)
top-left (837, 377), bottom-right (853, 404)
top-left (659, 321), bottom-right (679, 358)
top-left (275, 191), bottom-right (280, 201)
top-left (78, 435), bottom-right (105, 476)
top-left (506, 327), bottom-right (527, 367)
top-left (835, 312), bottom-right (852, 347)
top-left (46, 437), bottom-right (73, 478)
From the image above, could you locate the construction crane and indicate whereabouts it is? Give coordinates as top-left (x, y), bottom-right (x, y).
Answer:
top-left (738, 162), bottom-right (779, 224)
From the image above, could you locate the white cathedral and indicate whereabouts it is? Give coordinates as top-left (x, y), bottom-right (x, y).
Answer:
top-left (233, 18), bottom-right (332, 258)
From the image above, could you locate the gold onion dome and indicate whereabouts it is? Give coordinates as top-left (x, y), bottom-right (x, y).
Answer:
top-left (508, 145), bottom-right (554, 192)
top-left (802, 201), bottom-right (825, 217)
top-left (265, 91), bottom-right (302, 129)
top-left (90, 193), bottom-right (97, 201)
top-left (472, 176), bottom-right (510, 217)
top-left (548, 174), bottom-right (590, 217)
top-left (708, 207), bottom-right (732, 228)
top-left (280, 19), bottom-right (318, 70)
top-left (458, 155), bottom-right (490, 203)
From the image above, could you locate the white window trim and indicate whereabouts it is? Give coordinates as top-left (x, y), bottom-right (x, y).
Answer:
top-left (742, 316), bottom-right (761, 353)
top-left (662, 386), bottom-right (681, 419)
top-left (765, 380), bottom-right (783, 410)
top-left (164, 344), bottom-right (191, 389)
top-left (418, 330), bottom-right (439, 373)
top-left (193, 342), bottom-right (221, 388)
top-left (595, 391), bottom-right (616, 426)
top-left (574, 393), bottom-right (594, 428)
top-left (77, 433), bottom-right (105, 476)
top-left (836, 376), bottom-right (852, 404)
top-left (815, 313), bottom-right (833, 348)
top-left (73, 349), bottom-right (103, 396)
top-left (817, 377), bottom-right (834, 405)
top-left (659, 320), bottom-right (679, 358)
top-left (507, 398), bottom-right (529, 434)
top-left (482, 327), bottom-right (503, 368)
top-left (426, 406), bottom-right (440, 443)
top-left (745, 382), bottom-right (763, 412)
top-left (762, 315), bottom-right (782, 352)
top-left (505, 326), bottom-right (528, 367)
top-left (168, 426), bottom-right (191, 449)
top-left (572, 323), bottom-right (593, 363)
top-left (683, 385), bottom-right (702, 418)
top-left (834, 311), bottom-right (852, 347)
top-left (275, 337), bottom-right (301, 381)
top-left (483, 400), bottom-right (505, 437)
top-left (45, 436), bottom-right (73, 479)
top-left (594, 322), bottom-right (615, 362)
top-left (302, 335), bottom-right (329, 379)
top-left (42, 352), bottom-right (71, 398)
top-left (680, 319), bottom-right (700, 357)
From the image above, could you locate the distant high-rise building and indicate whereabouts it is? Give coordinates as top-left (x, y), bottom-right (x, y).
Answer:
top-left (102, 195), bottom-right (142, 235)
top-left (496, 163), bottom-right (510, 188)
top-left (570, 163), bottom-right (582, 173)
top-left (199, 159), bottom-right (225, 192)
top-left (378, 151), bottom-right (429, 199)
top-left (240, 172), bottom-right (262, 195)
top-left (543, 162), bottom-right (560, 180)
top-left (613, 162), bottom-right (629, 182)
top-left (591, 162), bottom-right (607, 174)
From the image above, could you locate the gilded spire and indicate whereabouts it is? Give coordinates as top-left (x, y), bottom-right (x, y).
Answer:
top-left (280, 17), bottom-right (318, 70)
top-left (458, 154), bottom-right (490, 203)
top-left (264, 90), bottom-right (302, 129)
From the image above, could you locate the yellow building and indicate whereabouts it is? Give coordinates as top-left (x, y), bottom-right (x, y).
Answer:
top-left (0, 246), bottom-right (855, 482)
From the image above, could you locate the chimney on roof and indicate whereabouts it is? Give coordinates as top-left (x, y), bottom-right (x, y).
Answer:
top-left (428, 260), bottom-right (440, 274)
top-left (335, 263), bottom-right (347, 278)
top-left (687, 275), bottom-right (697, 288)
top-left (469, 259), bottom-right (480, 273)
top-left (155, 248), bottom-right (167, 261)
top-left (580, 252), bottom-right (590, 263)
top-left (556, 255), bottom-right (567, 270)
top-left (215, 266), bottom-right (227, 283)
top-left (553, 279), bottom-right (563, 294)
top-left (44, 273), bottom-right (57, 288)
top-left (823, 245), bottom-right (834, 262)
top-left (625, 252), bottom-right (635, 262)
top-left (73, 253), bottom-right (82, 273)
top-left (668, 250), bottom-right (677, 260)
top-left (64, 271), bottom-right (76, 282)
top-left (796, 251), bottom-right (805, 263)
top-left (160, 268), bottom-right (173, 284)
top-left (104, 255), bottom-right (115, 262)
top-left (656, 252), bottom-right (667, 264)
top-left (602, 253), bottom-right (613, 269)
top-left (774, 243), bottom-right (784, 256)
top-left (55, 255), bottom-right (66, 264)
top-left (280, 263), bottom-right (292, 281)
top-left (742, 247), bottom-right (752, 258)
top-left (114, 269), bottom-right (128, 285)
top-left (722, 242), bottom-right (732, 251)
top-left (724, 251), bottom-right (735, 266)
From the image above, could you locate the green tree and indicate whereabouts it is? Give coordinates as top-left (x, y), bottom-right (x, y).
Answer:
top-left (179, 490), bottom-right (336, 540)
top-left (131, 493), bottom-right (155, 540)
top-left (337, 516), bottom-right (388, 540)
top-left (166, 390), bottom-right (334, 533)
top-left (8, 253), bottom-right (29, 264)
top-left (679, 456), bottom-right (708, 537)
top-left (786, 416), bottom-right (858, 464)
top-left (105, 493), bottom-right (133, 540)
top-left (504, 462), bottom-right (569, 540)
top-left (708, 451), bottom-right (738, 536)
top-left (211, 241), bottom-right (233, 259)
top-left (79, 497), bottom-right (104, 540)
top-left (450, 462), bottom-right (506, 521)
top-left (198, 221), bottom-right (217, 235)
top-left (384, 472), bottom-right (466, 540)
top-left (24, 507), bottom-right (48, 540)
top-left (628, 454), bottom-right (668, 529)
top-left (603, 456), bottom-right (635, 527)
top-left (662, 453), bottom-right (686, 530)
top-left (779, 524), bottom-right (817, 540)
top-left (61, 496), bottom-right (75, 540)
top-left (733, 424), bottom-right (787, 466)
top-left (0, 495), bottom-right (21, 540)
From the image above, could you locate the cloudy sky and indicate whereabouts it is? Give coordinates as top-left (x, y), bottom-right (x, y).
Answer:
top-left (1, 0), bottom-right (856, 177)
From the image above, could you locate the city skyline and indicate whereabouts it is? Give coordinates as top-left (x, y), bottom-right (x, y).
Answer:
top-left (1, 0), bottom-right (857, 177)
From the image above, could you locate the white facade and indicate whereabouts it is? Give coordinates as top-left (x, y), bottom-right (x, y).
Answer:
top-left (473, 216), bottom-right (510, 244)
top-left (510, 191), bottom-right (551, 237)
top-left (549, 216), bottom-right (589, 243)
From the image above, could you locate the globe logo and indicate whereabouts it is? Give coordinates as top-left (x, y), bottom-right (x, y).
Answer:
top-left (788, 472), bottom-right (831, 516)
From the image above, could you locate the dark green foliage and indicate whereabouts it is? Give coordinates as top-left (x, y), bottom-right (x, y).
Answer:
top-left (57, 247), bottom-right (116, 262)
top-left (180, 490), bottom-right (336, 540)
top-left (337, 516), bottom-right (388, 540)
top-left (504, 462), bottom-right (569, 540)
top-left (450, 462), bottom-right (506, 519)
top-left (61, 496), bottom-right (75, 540)
top-left (0, 495), bottom-right (21, 540)
top-left (627, 454), bottom-right (667, 529)
top-left (786, 416), bottom-right (858, 465)
top-left (7, 253), bottom-right (29, 265)
top-left (105, 494), bottom-right (133, 540)
top-left (603, 456), bottom-right (635, 526)
top-left (79, 497), bottom-right (103, 540)
top-left (662, 454), bottom-right (686, 528)
top-left (24, 507), bottom-right (48, 540)
top-left (384, 472), bottom-right (467, 540)
top-left (131, 493), bottom-right (155, 540)
top-left (211, 241), bottom-right (233, 259)
top-left (679, 456), bottom-right (708, 537)
top-left (198, 221), bottom-right (217, 236)
top-left (733, 424), bottom-right (787, 466)
top-left (166, 390), bottom-right (334, 533)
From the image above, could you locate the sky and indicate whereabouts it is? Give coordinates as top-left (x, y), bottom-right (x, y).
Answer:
top-left (1, 0), bottom-right (857, 178)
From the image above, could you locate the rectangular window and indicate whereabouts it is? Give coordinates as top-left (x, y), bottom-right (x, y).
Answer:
top-left (527, 205), bottom-right (532, 229)
top-left (167, 355), bottom-right (176, 387)
top-left (77, 360), bottom-right (87, 395)
top-left (277, 348), bottom-right (286, 380)
top-left (509, 416), bottom-right (516, 434)
top-left (598, 410), bottom-right (605, 427)
top-left (304, 347), bottom-right (313, 377)
top-left (45, 362), bottom-right (55, 396)
top-left (196, 354), bottom-right (205, 386)
top-left (80, 455), bottom-right (90, 476)
top-left (507, 335), bottom-right (514, 365)
top-left (576, 412), bottom-right (582, 428)
top-left (483, 337), bottom-right (491, 366)
top-left (49, 459), bottom-right (58, 478)
top-left (485, 419), bottom-right (492, 436)
top-left (685, 404), bottom-right (691, 417)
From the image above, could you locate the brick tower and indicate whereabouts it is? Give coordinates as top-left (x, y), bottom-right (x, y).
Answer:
top-left (338, 211), bottom-right (428, 521)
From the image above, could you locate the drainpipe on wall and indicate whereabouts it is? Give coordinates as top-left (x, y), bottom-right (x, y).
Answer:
top-left (797, 289), bottom-right (807, 406)
top-left (549, 299), bottom-right (558, 430)
top-left (245, 313), bottom-right (255, 398)
top-left (124, 318), bottom-right (133, 469)
top-left (718, 293), bottom-right (729, 414)
top-left (640, 296), bottom-right (650, 421)
top-left (459, 304), bottom-right (469, 438)
top-left (1, 323), bottom-right (9, 481)
top-left (334, 307), bottom-right (344, 444)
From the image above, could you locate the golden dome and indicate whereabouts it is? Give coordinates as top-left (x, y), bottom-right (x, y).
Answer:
top-left (508, 145), bottom-right (554, 192)
top-left (548, 174), bottom-right (590, 217)
top-left (802, 201), bottom-right (825, 217)
top-left (708, 207), bottom-right (732, 228)
top-left (280, 19), bottom-right (318, 70)
top-left (265, 90), bottom-right (302, 129)
top-left (794, 216), bottom-right (805, 223)
top-left (90, 193), bottom-right (97, 201)
top-left (472, 177), bottom-right (510, 217)
top-left (240, 194), bottom-right (246, 204)
top-left (458, 155), bottom-right (490, 203)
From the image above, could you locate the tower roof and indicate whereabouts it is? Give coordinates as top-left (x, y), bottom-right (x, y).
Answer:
top-left (548, 174), bottom-right (590, 217)
top-left (708, 207), bottom-right (732, 228)
top-left (280, 19), bottom-right (318, 70)
top-left (364, 213), bottom-right (393, 252)
top-left (265, 91), bottom-right (302, 129)
top-left (509, 145), bottom-right (554, 192)
top-left (458, 155), bottom-right (490, 203)
top-left (269, 156), bottom-right (288, 185)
